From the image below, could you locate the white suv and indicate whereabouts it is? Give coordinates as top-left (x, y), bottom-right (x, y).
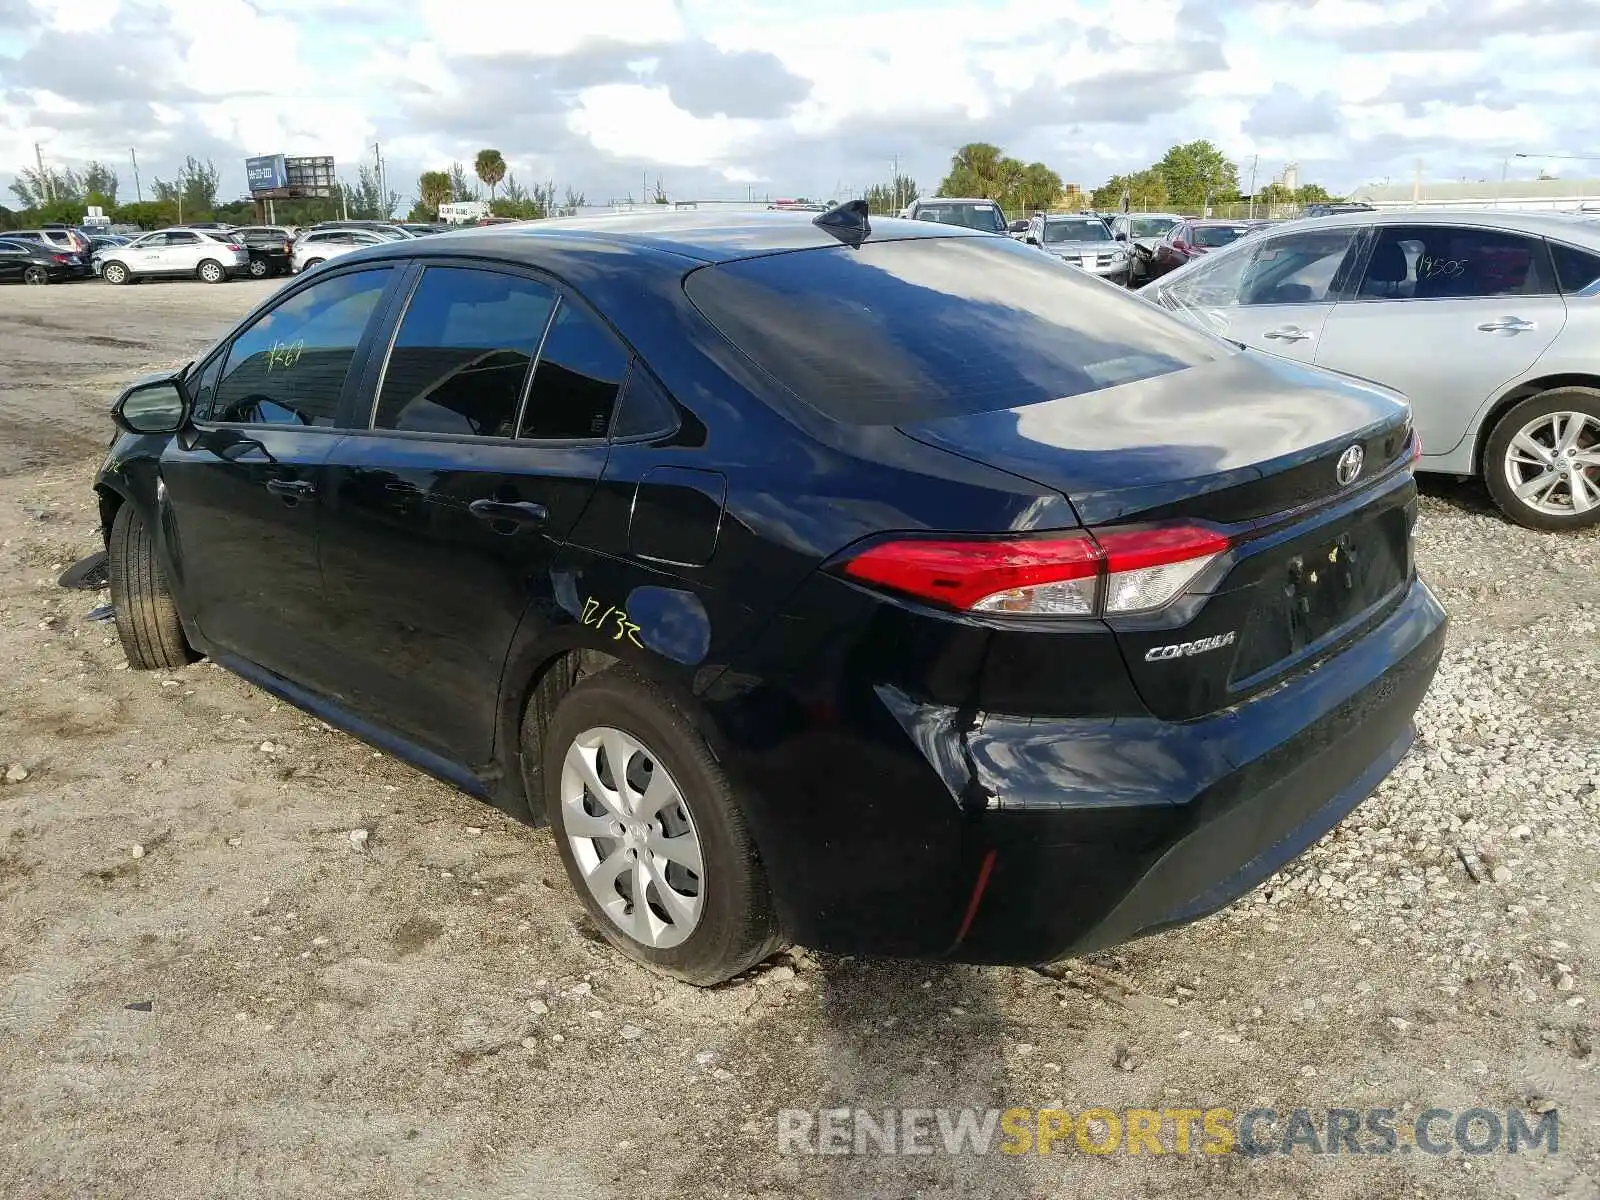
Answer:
top-left (98, 229), bottom-right (250, 285)
top-left (896, 197), bottom-right (1009, 235)
top-left (291, 228), bottom-right (392, 274)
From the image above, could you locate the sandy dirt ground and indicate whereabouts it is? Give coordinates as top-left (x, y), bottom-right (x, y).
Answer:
top-left (0, 280), bottom-right (1596, 1199)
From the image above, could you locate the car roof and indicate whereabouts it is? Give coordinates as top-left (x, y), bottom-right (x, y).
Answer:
top-left (339, 209), bottom-right (991, 267)
top-left (914, 197), bottom-right (999, 205)
top-left (1121, 212), bottom-right (1182, 219)
top-left (1267, 207), bottom-right (1600, 244)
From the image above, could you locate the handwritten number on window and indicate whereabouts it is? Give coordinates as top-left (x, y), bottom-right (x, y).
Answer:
top-left (1418, 255), bottom-right (1465, 280)
top-left (581, 595), bottom-right (644, 648)
top-left (267, 338), bottom-right (305, 371)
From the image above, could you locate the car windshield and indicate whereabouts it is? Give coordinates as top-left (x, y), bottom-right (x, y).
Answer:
top-left (1193, 225), bottom-right (1251, 248)
top-left (1129, 218), bottom-right (1178, 238)
top-left (916, 203), bottom-right (1006, 233)
top-left (1043, 220), bottom-right (1112, 244)
top-left (685, 235), bottom-right (1223, 425)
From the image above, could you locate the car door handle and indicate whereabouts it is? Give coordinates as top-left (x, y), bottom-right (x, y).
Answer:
top-left (265, 478), bottom-right (317, 499)
top-left (1263, 326), bottom-right (1313, 342)
top-left (1476, 317), bottom-right (1536, 333)
top-left (468, 499), bottom-right (549, 527)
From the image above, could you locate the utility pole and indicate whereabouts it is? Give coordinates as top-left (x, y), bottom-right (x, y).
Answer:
top-left (892, 153), bottom-right (901, 212)
top-left (34, 142), bottom-right (53, 201)
top-left (130, 148), bottom-right (142, 202)
top-left (1247, 154), bottom-right (1258, 219)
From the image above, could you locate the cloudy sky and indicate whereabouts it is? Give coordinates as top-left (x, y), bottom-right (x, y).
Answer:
top-left (2, 0), bottom-right (1597, 210)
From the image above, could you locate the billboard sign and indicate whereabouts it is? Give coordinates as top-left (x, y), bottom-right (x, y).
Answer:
top-left (285, 155), bottom-right (336, 195)
top-left (246, 154), bottom-right (288, 193)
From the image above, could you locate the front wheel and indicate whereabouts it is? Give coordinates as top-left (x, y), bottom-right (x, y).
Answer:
top-left (197, 259), bottom-right (226, 284)
top-left (1483, 387), bottom-right (1600, 530)
top-left (108, 503), bottom-right (196, 670)
top-left (102, 261), bottom-right (129, 285)
top-left (24, 265), bottom-right (50, 285)
top-left (538, 669), bottom-right (782, 985)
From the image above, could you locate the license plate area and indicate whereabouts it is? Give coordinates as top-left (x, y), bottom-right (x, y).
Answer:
top-left (1229, 507), bottom-right (1409, 687)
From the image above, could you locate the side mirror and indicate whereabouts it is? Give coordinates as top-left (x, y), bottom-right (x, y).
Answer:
top-left (1114, 231), bottom-right (1128, 242)
top-left (1025, 235), bottom-right (1039, 245)
top-left (112, 378), bottom-right (188, 436)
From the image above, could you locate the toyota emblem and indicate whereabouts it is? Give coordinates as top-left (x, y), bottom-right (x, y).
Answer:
top-left (1336, 444), bottom-right (1365, 487)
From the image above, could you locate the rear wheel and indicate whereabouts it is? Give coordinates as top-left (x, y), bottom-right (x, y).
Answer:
top-left (102, 261), bottom-right (129, 285)
top-left (23, 265), bottom-right (50, 285)
top-left (537, 669), bottom-right (782, 985)
top-left (1483, 387), bottom-right (1600, 530)
top-left (108, 503), bottom-right (195, 670)
top-left (197, 259), bottom-right (226, 284)
top-left (247, 257), bottom-right (270, 278)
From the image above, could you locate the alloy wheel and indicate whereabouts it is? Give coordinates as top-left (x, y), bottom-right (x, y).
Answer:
top-left (24, 266), bottom-right (48, 285)
top-left (200, 262), bottom-right (224, 283)
top-left (1503, 410), bottom-right (1600, 517)
top-left (559, 725), bottom-right (705, 949)
top-left (249, 259), bottom-right (268, 278)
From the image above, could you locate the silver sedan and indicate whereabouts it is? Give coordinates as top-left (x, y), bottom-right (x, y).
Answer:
top-left (1145, 208), bottom-right (1600, 530)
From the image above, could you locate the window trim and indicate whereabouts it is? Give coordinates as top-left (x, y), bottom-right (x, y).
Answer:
top-left (1344, 221), bottom-right (1561, 304)
top-left (192, 262), bottom-right (403, 432)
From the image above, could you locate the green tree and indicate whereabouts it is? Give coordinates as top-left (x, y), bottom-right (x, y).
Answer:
top-left (342, 165), bottom-right (388, 220)
top-left (9, 165), bottom-right (81, 208)
top-left (1013, 162), bottom-right (1064, 214)
top-left (1092, 169), bottom-right (1170, 212)
top-left (81, 160), bottom-right (118, 206)
top-left (447, 161), bottom-right (477, 202)
top-left (939, 142), bottom-right (1012, 200)
top-left (1154, 140), bottom-right (1239, 209)
top-left (418, 170), bottom-right (453, 216)
top-left (864, 174), bottom-right (919, 214)
top-left (474, 149), bottom-right (507, 199)
top-left (1293, 182), bottom-right (1337, 205)
top-left (152, 156), bottom-right (220, 221)
top-left (111, 200), bottom-right (179, 229)
top-left (0, 202), bottom-right (16, 231)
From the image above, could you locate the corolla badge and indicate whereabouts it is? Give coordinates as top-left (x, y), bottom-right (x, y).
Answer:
top-left (1336, 444), bottom-right (1365, 487)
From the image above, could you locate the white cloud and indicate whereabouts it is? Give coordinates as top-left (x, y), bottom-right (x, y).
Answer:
top-left (417, 0), bottom-right (686, 58)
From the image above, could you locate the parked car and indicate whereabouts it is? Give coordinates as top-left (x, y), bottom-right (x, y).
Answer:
top-left (1025, 212), bottom-right (1132, 284)
top-left (1144, 220), bottom-right (1268, 283)
top-left (897, 196), bottom-right (1009, 235)
top-left (97, 229), bottom-right (250, 285)
top-left (308, 220), bottom-right (413, 239)
top-left (398, 222), bottom-right (449, 236)
top-left (226, 225), bottom-right (297, 278)
top-left (88, 205), bottom-right (1444, 984)
top-left (291, 227), bottom-right (396, 273)
top-left (1108, 212), bottom-right (1183, 285)
top-left (1304, 203), bottom-right (1377, 218)
top-left (1146, 209), bottom-right (1600, 529)
top-left (10, 226), bottom-right (93, 255)
top-left (0, 236), bottom-right (90, 283)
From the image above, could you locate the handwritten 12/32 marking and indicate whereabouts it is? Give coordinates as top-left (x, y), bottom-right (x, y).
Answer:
top-left (582, 597), bottom-right (644, 648)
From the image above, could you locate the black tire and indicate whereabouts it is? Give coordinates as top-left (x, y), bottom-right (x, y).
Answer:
top-left (1482, 386), bottom-right (1600, 531)
top-left (247, 257), bottom-right (269, 278)
top-left (197, 259), bottom-right (226, 284)
top-left (24, 265), bottom-right (50, 285)
top-left (108, 503), bottom-right (195, 670)
top-left (537, 668), bottom-right (782, 985)
top-left (102, 261), bottom-right (129, 285)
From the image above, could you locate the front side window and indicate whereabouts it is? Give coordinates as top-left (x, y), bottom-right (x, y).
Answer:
top-left (206, 268), bottom-right (393, 426)
top-left (1238, 227), bottom-right (1358, 305)
top-left (1355, 225), bottom-right (1555, 300)
top-left (373, 267), bottom-right (556, 436)
top-left (518, 301), bottom-right (630, 440)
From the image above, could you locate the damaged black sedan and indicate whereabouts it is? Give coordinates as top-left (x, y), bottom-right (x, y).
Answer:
top-left (87, 205), bottom-right (1446, 983)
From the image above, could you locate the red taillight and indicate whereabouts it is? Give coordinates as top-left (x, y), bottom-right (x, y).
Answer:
top-left (837, 524), bottom-right (1230, 617)
top-left (225, 243), bottom-right (244, 251)
top-left (1410, 429), bottom-right (1422, 463)
top-left (51, 254), bottom-right (71, 263)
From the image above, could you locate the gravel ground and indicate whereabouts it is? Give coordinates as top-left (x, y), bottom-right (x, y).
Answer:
top-left (0, 282), bottom-right (1596, 1200)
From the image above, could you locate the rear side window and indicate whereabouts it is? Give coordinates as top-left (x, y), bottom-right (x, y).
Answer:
top-left (684, 237), bottom-right (1221, 424)
top-left (207, 268), bottom-right (392, 426)
top-left (374, 267), bottom-right (556, 436)
top-left (518, 302), bottom-right (629, 440)
top-left (1355, 225), bottom-right (1555, 300)
top-left (1549, 241), bottom-right (1600, 293)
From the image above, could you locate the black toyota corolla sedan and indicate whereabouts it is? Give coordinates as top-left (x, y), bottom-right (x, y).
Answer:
top-left (92, 204), bottom-right (1446, 984)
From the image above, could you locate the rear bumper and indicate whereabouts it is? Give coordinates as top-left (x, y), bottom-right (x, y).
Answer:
top-left (719, 573), bottom-right (1446, 963)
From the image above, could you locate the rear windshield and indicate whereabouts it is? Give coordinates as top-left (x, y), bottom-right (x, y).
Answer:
top-left (913, 203), bottom-right (1007, 233)
top-left (684, 236), bottom-right (1225, 424)
top-left (1043, 219), bottom-right (1112, 244)
top-left (1193, 225), bottom-right (1251, 248)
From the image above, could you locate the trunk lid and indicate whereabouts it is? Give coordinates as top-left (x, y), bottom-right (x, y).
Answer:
top-left (898, 351), bottom-right (1417, 719)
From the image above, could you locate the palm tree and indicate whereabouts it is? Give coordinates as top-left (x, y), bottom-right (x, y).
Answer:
top-left (475, 150), bottom-right (507, 201)
top-left (418, 171), bottom-right (452, 217)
